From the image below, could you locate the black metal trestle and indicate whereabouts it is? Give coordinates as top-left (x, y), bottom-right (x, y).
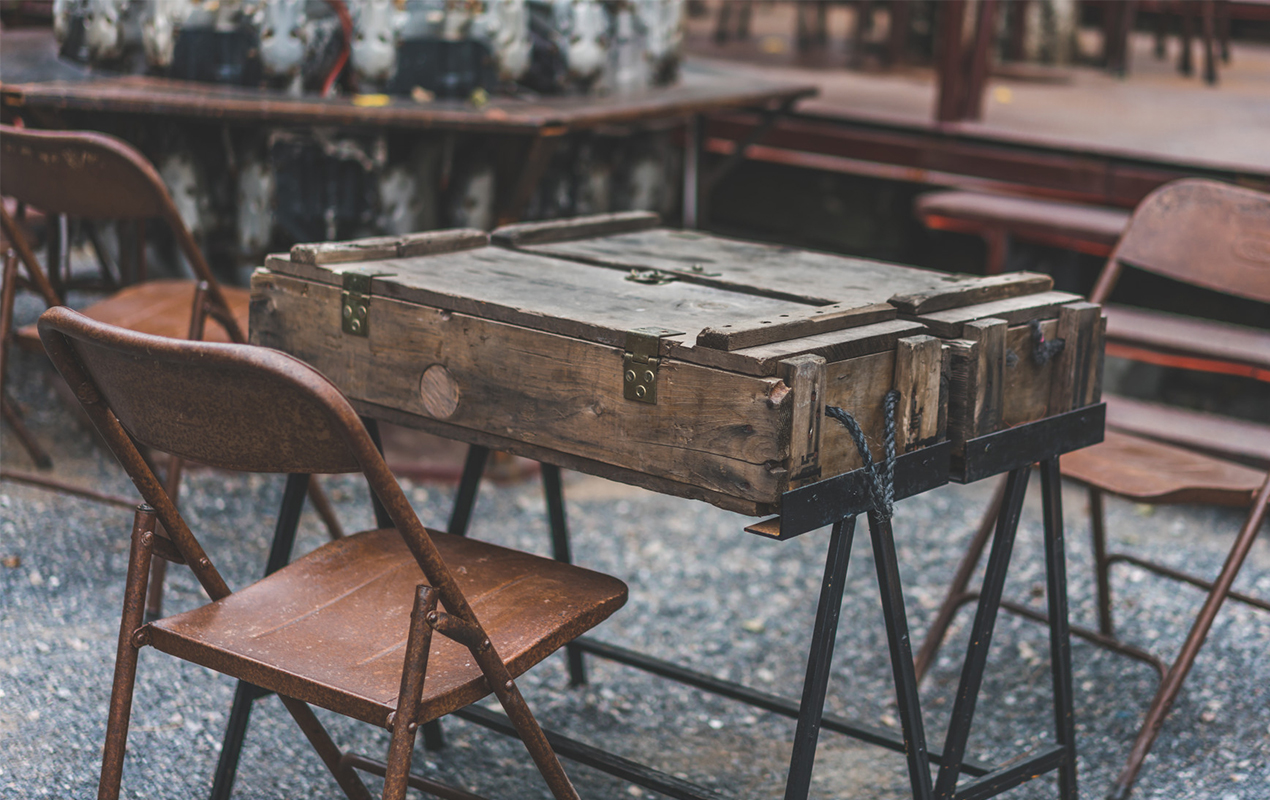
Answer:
top-left (211, 406), bottom-right (1088, 800)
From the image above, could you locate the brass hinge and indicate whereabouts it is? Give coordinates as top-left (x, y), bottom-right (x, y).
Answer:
top-left (623, 327), bottom-right (682, 404)
top-left (341, 272), bottom-right (373, 336)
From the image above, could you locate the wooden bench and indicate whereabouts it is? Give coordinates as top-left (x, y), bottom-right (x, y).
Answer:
top-left (915, 190), bottom-right (1131, 274)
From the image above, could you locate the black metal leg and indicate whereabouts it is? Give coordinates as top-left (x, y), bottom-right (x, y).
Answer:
top-left (784, 517), bottom-right (857, 800)
top-left (543, 463), bottom-right (587, 686)
top-left (210, 473), bottom-right (311, 800)
top-left (362, 418), bottom-right (393, 530)
top-left (933, 466), bottom-right (1031, 800)
top-left (869, 512), bottom-right (935, 800)
top-left (448, 445), bottom-right (489, 537)
top-left (1040, 458), bottom-right (1078, 800)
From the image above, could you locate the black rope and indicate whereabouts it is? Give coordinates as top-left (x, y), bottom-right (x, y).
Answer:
top-left (1030, 319), bottom-right (1066, 366)
top-left (824, 388), bottom-right (901, 520)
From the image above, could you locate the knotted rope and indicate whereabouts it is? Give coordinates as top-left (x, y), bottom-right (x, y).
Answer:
top-left (824, 388), bottom-right (901, 520)
top-left (1029, 318), bottom-right (1066, 366)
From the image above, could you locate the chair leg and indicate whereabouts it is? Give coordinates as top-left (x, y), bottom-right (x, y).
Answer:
top-left (1107, 476), bottom-right (1270, 800)
top-left (468, 641), bottom-right (580, 800)
top-left (277, 695), bottom-right (374, 800)
top-left (98, 506), bottom-right (157, 800)
top-left (384, 585), bottom-right (438, 800)
top-left (1089, 486), bottom-right (1115, 637)
top-left (913, 475), bottom-right (1008, 681)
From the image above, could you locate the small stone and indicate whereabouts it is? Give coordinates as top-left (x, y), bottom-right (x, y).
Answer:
top-left (28, 570), bottom-right (43, 587)
top-left (741, 618), bottom-right (765, 634)
top-left (707, 719), bottom-right (723, 730)
top-left (1, 555), bottom-right (19, 569)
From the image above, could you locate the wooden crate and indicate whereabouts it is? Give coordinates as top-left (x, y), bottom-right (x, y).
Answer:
top-left (496, 212), bottom-right (1105, 471)
top-left (252, 221), bottom-right (954, 516)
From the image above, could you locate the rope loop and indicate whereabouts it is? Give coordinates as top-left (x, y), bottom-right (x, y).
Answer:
top-left (1029, 319), bottom-right (1066, 366)
top-left (824, 388), bottom-right (902, 520)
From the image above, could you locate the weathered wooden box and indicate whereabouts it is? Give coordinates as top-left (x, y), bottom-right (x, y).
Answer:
top-left (249, 213), bottom-right (1100, 515)
top-left (496, 213), bottom-right (1105, 475)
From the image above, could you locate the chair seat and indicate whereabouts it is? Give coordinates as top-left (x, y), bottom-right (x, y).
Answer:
top-left (17, 279), bottom-right (250, 350)
top-left (1061, 430), bottom-right (1266, 506)
top-left (1105, 394), bottom-right (1270, 468)
top-left (147, 528), bottom-right (627, 729)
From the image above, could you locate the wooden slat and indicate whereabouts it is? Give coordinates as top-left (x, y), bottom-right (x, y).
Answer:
top-left (888, 272), bottom-right (1053, 315)
top-left (964, 318), bottom-right (1007, 437)
top-left (1103, 303), bottom-right (1270, 371)
top-left (1047, 302), bottom-right (1102, 416)
top-left (251, 271), bottom-right (792, 505)
top-left (915, 290), bottom-right (1082, 337)
top-left (1001, 318), bottom-right (1057, 428)
top-left (893, 335), bottom-right (944, 452)
top-left (778, 355), bottom-right (827, 485)
top-left (676, 318), bottom-right (926, 377)
top-left (265, 246), bottom-right (812, 354)
top-left (491, 212), bottom-right (661, 247)
top-left (945, 338), bottom-right (978, 448)
top-left (696, 302), bottom-right (895, 351)
top-left (1104, 395), bottom-right (1270, 468)
top-left (289, 229), bottom-right (488, 265)
top-left (519, 227), bottom-right (980, 306)
top-left (820, 350), bottom-right (895, 473)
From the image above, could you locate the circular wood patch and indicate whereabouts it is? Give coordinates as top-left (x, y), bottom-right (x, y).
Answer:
top-left (418, 365), bottom-right (460, 419)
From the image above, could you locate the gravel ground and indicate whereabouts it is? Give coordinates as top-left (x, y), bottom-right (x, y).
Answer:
top-left (2, 292), bottom-right (1269, 800)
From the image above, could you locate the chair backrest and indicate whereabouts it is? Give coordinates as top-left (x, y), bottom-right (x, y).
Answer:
top-left (0, 124), bottom-right (173, 221)
top-left (37, 307), bottom-right (479, 624)
top-left (0, 124), bottom-right (242, 339)
top-left (1091, 178), bottom-right (1270, 305)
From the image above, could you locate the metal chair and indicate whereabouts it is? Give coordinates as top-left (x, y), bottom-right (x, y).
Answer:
top-left (38, 306), bottom-right (628, 800)
top-left (0, 124), bottom-right (343, 616)
top-left (914, 179), bottom-right (1270, 800)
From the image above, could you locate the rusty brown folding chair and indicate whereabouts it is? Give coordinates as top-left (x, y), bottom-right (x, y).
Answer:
top-left (914, 179), bottom-right (1270, 800)
top-left (0, 124), bottom-right (343, 616)
top-left (38, 306), bottom-right (628, 800)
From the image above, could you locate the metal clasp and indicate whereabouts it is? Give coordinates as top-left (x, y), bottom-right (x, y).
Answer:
top-left (341, 272), bottom-right (373, 336)
top-left (623, 327), bottom-right (682, 404)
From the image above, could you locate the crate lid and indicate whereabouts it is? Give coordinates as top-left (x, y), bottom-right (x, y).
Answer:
top-left (264, 227), bottom-right (932, 376)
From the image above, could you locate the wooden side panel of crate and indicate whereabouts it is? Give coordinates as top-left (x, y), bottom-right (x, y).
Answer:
top-left (251, 271), bottom-right (792, 504)
top-left (819, 336), bottom-right (944, 475)
top-left (946, 304), bottom-right (1104, 453)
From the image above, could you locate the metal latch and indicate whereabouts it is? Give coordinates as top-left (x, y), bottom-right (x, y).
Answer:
top-left (623, 327), bottom-right (682, 404)
top-left (341, 272), bottom-right (373, 336)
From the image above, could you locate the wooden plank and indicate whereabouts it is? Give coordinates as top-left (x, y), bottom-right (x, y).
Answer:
top-left (964, 318), bottom-right (1007, 437)
top-left (893, 335), bottom-right (944, 452)
top-left (820, 350), bottom-right (895, 474)
top-left (675, 318), bottom-right (926, 377)
top-left (945, 338), bottom-right (979, 448)
top-left (266, 245), bottom-right (813, 353)
top-left (251, 270), bottom-right (792, 505)
top-left (491, 212), bottom-right (661, 247)
top-left (1047, 302), bottom-right (1102, 416)
top-left (778, 355), bottom-right (827, 485)
top-left (1001, 319), bottom-right (1057, 428)
top-left (915, 290), bottom-right (1082, 337)
top-left (351, 398), bottom-right (774, 517)
top-left (888, 271), bottom-right (1053, 315)
top-left (519, 227), bottom-right (974, 306)
top-left (696, 302), bottom-right (895, 351)
top-left (290, 229), bottom-right (487, 265)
